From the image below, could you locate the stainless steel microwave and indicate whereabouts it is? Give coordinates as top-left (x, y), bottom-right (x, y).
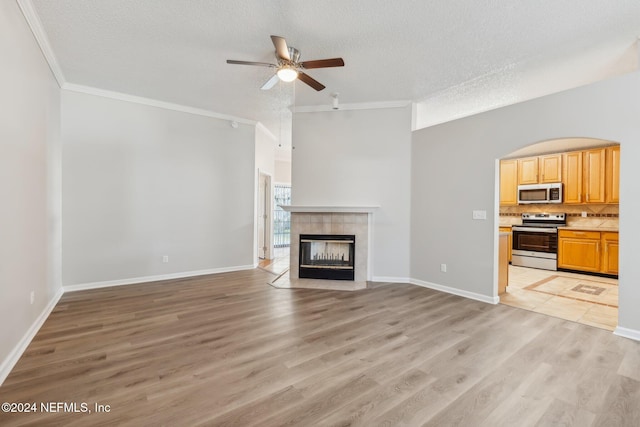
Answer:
top-left (517, 183), bottom-right (563, 204)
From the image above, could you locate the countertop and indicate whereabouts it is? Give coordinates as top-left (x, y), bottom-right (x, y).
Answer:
top-left (557, 226), bottom-right (619, 233)
top-left (499, 224), bottom-right (619, 233)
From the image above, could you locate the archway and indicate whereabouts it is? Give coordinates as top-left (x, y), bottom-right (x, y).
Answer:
top-left (497, 137), bottom-right (620, 331)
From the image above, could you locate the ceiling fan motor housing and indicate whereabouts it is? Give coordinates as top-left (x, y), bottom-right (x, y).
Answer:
top-left (286, 47), bottom-right (301, 64)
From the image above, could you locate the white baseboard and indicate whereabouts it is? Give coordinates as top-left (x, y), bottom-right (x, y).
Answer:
top-left (371, 276), bottom-right (410, 284)
top-left (0, 287), bottom-right (64, 386)
top-left (410, 278), bottom-right (499, 305)
top-left (614, 326), bottom-right (640, 342)
top-left (64, 264), bottom-right (255, 292)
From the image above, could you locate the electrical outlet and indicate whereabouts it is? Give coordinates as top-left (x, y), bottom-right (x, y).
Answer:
top-left (30, 291), bottom-right (35, 305)
top-left (581, 211), bottom-right (587, 218)
top-left (440, 263), bottom-right (447, 273)
top-left (162, 255), bottom-right (169, 263)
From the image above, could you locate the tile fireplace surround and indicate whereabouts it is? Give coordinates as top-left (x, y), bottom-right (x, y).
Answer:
top-left (279, 206), bottom-right (378, 290)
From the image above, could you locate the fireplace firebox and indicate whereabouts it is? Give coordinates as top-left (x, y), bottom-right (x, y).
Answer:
top-left (299, 234), bottom-right (355, 281)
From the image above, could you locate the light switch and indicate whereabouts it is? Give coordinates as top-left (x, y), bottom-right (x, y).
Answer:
top-left (472, 210), bottom-right (487, 220)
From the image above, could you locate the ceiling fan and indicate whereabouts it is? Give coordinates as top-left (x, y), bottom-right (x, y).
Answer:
top-left (226, 35), bottom-right (344, 91)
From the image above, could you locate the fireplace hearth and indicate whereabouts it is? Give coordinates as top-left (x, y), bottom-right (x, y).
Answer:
top-left (299, 234), bottom-right (355, 281)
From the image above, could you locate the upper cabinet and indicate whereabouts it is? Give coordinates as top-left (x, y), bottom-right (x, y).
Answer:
top-left (563, 151), bottom-right (583, 204)
top-left (503, 144), bottom-right (619, 206)
top-left (583, 148), bottom-right (606, 203)
top-left (539, 154), bottom-right (562, 183)
top-left (518, 157), bottom-right (539, 184)
top-left (606, 145), bottom-right (620, 203)
top-left (517, 154), bottom-right (562, 185)
top-left (563, 146), bottom-right (618, 205)
top-left (500, 159), bottom-right (518, 206)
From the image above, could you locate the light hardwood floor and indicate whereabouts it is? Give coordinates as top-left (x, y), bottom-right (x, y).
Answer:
top-left (1, 269), bottom-right (639, 426)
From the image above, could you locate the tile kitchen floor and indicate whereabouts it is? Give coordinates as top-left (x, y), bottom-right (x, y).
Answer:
top-left (500, 265), bottom-right (618, 331)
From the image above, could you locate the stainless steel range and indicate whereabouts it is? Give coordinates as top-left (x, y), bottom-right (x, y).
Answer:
top-left (511, 213), bottom-right (566, 271)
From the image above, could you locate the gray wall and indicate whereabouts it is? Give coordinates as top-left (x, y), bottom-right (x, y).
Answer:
top-left (0, 1), bottom-right (61, 378)
top-left (62, 91), bottom-right (256, 286)
top-left (411, 71), bottom-right (640, 333)
top-left (292, 106), bottom-right (412, 281)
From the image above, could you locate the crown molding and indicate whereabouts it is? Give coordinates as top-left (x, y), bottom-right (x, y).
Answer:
top-left (293, 100), bottom-right (411, 113)
top-left (17, 0), bottom-right (261, 129)
top-left (16, 0), bottom-right (65, 87)
top-left (62, 83), bottom-right (257, 126)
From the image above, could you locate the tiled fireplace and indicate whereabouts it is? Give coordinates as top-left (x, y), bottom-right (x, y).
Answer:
top-left (282, 206), bottom-right (377, 289)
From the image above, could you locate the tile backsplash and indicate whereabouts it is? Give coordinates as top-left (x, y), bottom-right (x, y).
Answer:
top-left (500, 204), bottom-right (619, 228)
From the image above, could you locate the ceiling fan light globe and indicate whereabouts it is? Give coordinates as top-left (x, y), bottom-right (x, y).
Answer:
top-left (277, 67), bottom-right (298, 82)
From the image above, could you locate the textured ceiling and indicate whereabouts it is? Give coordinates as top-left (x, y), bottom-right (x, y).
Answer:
top-left (29, 0), bottom-right (640, 148)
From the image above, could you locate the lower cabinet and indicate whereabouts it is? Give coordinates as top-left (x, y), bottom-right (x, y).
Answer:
top-left (498, 233), bottom-right (509, 294)
top-left (499, 227), bottom-right (512, 262)
top-left (601, 232), bottom-right (619, 275)
top-left (558, 229), bottom-right (618, 275)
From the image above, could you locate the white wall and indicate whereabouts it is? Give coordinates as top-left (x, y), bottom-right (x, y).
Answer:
top-left (255, 124), bottom-right (276, 178)
top-left (292, 106), bottom-right (412, 281)
top-left (274, 159), bottom-right (291, 184)
top-left (0, 1), bottom-right (61, 381)
top-left (411, 71), bottom-right (640, 335)
top-left (61, 91), bottom-right (256, 286)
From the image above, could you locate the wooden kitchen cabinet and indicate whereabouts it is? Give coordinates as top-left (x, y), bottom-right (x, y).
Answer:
top-left (518, 154), bottom-right (562, 185)
top-left (563, 148), bottom-right (608, 204)
top-left (583, 148), bottom-right (606, 203)
top-left (518, 157), bottom-right (539, 185)
top-left (601, 232), bottom-right (619, 275)
top-left (558, 229), bottom-right (618, 276)
top-left (498, 233), bottom-right (509, 294)
top-left (563, 151), bottom-right (583, 204)
top-left (499, 227), bottom-right (512, 262)
top-left (506, 144), bottom-right (618, 205)
top-left (539, 154), bottom-right (562, 183)
top-left (558, 230), bottom-right (601, 273)
top-left (500, 159), bottom-right (518, 206)
top-left (606, 145), bottom-right (620, 203)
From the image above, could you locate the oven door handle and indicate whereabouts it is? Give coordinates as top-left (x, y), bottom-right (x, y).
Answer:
top-left (512, 227), bottom-right (557, 233)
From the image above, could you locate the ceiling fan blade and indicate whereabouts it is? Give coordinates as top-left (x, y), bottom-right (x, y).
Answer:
top-left (300, 58), bottom-right (345, 69)
top-left (261, 74), bottom-right (280, 90)
top-left (297, 72), bottom-right (325, 91)
top-left (270, 35), bottom-right (291, 61)
top-left (227, 60), bottom-right (276, 67)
